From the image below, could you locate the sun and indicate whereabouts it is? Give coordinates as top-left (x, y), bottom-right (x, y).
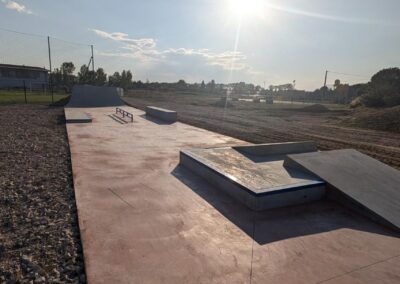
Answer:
top-left (228, 0), bottom-right (266, 19)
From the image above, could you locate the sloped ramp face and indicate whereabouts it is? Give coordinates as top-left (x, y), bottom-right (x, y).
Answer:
top-left (285, 149), bottom-right (400, 231)
top-left (67, 85), bottom-right (125, 107)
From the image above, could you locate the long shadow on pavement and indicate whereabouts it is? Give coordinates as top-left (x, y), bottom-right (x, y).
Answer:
top-left (171, 165), bottom-right (399, 245)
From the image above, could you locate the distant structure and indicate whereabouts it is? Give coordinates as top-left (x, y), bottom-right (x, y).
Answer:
top-left (0, 63), bottom-right (49, 89)
top-left (269, 83), bottom-right (294, 92)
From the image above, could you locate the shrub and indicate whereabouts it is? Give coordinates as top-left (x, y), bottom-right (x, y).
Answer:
top-left (361, 68), bottom-right (400, 107)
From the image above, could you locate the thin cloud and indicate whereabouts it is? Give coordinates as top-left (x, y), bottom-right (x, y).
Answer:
top-left (267, 3), bottom-right (400, 26)
top-left (2, 0), bottom-right (33, 14)
top-left (90, 28), bottom-right (155, 50)
top-left (90, 28), bottom-right (251, 72)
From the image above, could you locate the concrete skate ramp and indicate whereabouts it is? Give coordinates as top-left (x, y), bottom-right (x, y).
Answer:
top-left (67, 85), bottom-right (125, 107)
top-left (285, 149), bottom-right (400, 231)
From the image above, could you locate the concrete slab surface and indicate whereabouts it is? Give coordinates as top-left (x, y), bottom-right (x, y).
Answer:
top-left (286, 149), bottom-right (400, 231)
top-left (65, 106), bottom-right (400, 283)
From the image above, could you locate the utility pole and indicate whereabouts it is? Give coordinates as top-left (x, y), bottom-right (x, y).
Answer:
top-left (91, 45), bottom-right (94, 72)
top-left (47, 36), bottom-right (54, 103)
top-left (322, 70), bottom-right (328, 102)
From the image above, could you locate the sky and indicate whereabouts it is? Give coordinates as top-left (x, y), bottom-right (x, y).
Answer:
top-left (0, 0), bottom-right (400, 90)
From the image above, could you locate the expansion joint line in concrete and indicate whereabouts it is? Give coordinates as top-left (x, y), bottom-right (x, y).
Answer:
top-left (317, 254), bottom-right (400, 283)
top-left (107, 188), bottom-right (135, 209)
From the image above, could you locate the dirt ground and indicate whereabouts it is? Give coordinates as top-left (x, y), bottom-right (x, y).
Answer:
top-left (0, 105), bottom-right (85, 283)
top-left (124, 91), bottom-right (400, 169)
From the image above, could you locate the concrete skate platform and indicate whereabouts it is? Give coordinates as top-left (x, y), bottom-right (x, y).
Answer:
top-left (65, 106), bottom-right (400, 283)
top-left (65, 110), bottom-right (92, 123)
top-left (180, 142), bottom-right (325, 210)
top-left (285, 149), bottom-right (400, 231)
top-left (145, 106), bottom-right (177, 122)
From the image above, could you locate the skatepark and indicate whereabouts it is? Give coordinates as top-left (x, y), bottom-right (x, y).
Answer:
top-left (65, 85), bottom-right (400, 283)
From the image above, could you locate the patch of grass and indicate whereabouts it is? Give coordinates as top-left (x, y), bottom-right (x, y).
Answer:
top-left (343, 106), bottom-right (400, 133)
top-left (0, 90), bottom-right (69, 105)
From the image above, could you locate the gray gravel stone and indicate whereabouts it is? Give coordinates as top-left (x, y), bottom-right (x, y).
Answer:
top-left (0, 105), bottom-right (86, 283)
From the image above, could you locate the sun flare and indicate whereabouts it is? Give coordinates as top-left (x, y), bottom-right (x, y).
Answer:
top-left (228, 0), bottom-right (266, 19)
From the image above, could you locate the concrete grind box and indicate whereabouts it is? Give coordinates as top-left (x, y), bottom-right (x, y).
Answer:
top-left (180, 142), bottom-right (326, 211)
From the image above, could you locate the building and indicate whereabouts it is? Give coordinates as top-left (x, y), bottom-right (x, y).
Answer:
top-left (0, 63), bottom-right (49, 89)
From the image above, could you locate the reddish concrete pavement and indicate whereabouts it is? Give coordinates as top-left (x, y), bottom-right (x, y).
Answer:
top-left (65, 106), bottom-right (400, 284)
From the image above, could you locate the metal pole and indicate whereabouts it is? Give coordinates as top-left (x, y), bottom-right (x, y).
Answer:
top-left (23, 80), bottom-right (27, 104)
top-left (322, 70), bottom-right (328, 102)
top-left (47, 36), bottom-right (54, 103)
top-left (91, 45), bottom-right (94, 72)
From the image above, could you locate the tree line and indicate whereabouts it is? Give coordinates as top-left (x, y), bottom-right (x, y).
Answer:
top-left (270, 68), bottom-right (400, 107)
top-left (51, 62), bottom-right (133, 91)
top-left (50, 62), bottom-right (262, 95)
top-left (51, 62), bottom-right (400, 107)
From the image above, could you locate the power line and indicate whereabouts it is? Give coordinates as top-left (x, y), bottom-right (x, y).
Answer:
top-left (0, 26), bottom-right (95, 78)
top-left (0, 27), bottom-right (91, 47)
top-left (327, 70), bottom-right (369, 79)
top-left (0, 27), bottom-right (44, 38)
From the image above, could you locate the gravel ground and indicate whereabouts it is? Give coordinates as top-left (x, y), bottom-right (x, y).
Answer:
top-left (0, 105), bottom-right (85, 283)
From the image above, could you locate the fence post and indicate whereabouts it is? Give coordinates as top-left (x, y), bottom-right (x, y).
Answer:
top-left (23, 80), bottom-right (27, 104)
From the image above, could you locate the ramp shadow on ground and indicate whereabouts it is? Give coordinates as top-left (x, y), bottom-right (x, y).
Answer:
top-left (107, 114), bottom-right (128, 124)
top-left (139, 114), bottom-right (175, 125)
top-left (171, 165), bottom-right (398, 245)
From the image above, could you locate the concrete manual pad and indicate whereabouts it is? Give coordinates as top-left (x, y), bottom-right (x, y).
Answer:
top-left (180, 143), bottom-right (325, 210)
top-left (145, 106), bottom-right (177, 122)
top-left (65, 110), bottom-right (92, 123)
top-left (66, 106), bottom-right (400, 283)
top-left (285, 149), bottom-right (400, 231)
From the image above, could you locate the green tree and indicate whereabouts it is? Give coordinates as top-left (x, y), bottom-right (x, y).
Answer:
top-left (95, 68), bottom-right (107, 85)
top-left (60, 62), bottom-right (75, 86)
top-left (176, 79), bottom-right (187, 90)
top-left (333, 79), bottom-right (341, 90)
top-left (78, 64), bottom-right (89, 84)
top-left (362, 68), bottom-right (400, 107)
top-left (51, 68), bottom-right (62, 86)
top-left (120, 70), bottom-right (133, 89)
top-left (207, 80), bottom-right (216, 92)
top-left (61, 62), bottom-right (75, 76)
top-left (108, 71), bottom-right (121, 87)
